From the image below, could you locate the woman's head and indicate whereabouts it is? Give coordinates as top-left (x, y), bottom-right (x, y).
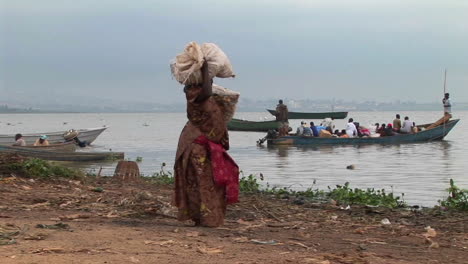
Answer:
top-left (15, 133), bottom-right (22, 141)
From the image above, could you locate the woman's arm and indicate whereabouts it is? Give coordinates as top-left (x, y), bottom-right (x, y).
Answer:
top-left (195, 61), bottom-right (213, 103)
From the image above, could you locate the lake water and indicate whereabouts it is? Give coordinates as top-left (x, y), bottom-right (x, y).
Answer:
top-left (1, 111), bottom-right (467, 207)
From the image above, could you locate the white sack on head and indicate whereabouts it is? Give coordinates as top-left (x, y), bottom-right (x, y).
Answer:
top-left (212, 84), bottom-right (240, 123)
top-left (171, 42), bottom-right (235, 85)
top-left (201, 43), bottom-right (235, 79)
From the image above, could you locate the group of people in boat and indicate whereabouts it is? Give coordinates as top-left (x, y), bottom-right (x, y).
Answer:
top-left (11, 129), bottom-right (87, 147)
top-left (12, 134), bottom-right (50, 146)
top-left (292, 114), bottom-right (420, 138)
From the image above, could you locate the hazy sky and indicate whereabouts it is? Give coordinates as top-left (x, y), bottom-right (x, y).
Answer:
top-left (1, 0), bottom-right (467, 104)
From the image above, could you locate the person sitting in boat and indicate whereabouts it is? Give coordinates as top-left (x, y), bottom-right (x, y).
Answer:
top-left (345, 118), bottom-right (358, 138)
top-left (12, 133), bottom-right (26, 146)
top-left (34, 135), bottom-right (49, 146)
top-left (296, 121), bottom-right (305, 135)
top-left (340, 129), bottom-right (349, 138)
top-left (393, 114), bottom-right (402, 132)
top-left (412, 122), bottom-right (419, 133)
top-left (309, 122), bottom-right (319, 137)
top-left (63, 129), bottom-right (88, 147)
top-left (302, 123), bottom-right (312, 136)
top-left (353, 121), bottom-right (364, 137)
top-left (320, 117), bottom-right (335, 132)
top-left (278, 124), bottom-right (290, 136)
top-left (377, 123), bottom-right (386, 136)
top-left (359, 126), bottom-right (371, 137)
top-left (400, 116), bottom-right (413, 134)
top-left (383, 124), bottom-right (396, 136)
top-left (370, 123), bottom-right (379, 134)
top-left (315, 124), bottom-right (327, 135)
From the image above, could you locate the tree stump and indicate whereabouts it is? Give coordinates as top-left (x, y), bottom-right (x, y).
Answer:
top-left (113, 161), bottom-right (140, 182)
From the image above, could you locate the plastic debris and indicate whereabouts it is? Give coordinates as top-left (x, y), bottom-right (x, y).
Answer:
top-left (251, 239), bottom-right (278, 245)
top-left (380, 218), bottom-right (391, 225)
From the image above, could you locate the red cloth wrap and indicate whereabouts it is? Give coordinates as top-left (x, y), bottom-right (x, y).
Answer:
top-left (194, 135), bottom-right (239, 204)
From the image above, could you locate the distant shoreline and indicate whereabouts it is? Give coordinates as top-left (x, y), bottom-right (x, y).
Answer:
top-left (1, 109), bottom-right (466, 114)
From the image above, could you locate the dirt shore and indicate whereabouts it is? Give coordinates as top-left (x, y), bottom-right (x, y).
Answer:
top-left (1, 175), bottom-right (467, 264)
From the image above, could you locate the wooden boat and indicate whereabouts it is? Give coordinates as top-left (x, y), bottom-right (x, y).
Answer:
top-left (0, 145), bottom-right (124, 162)
top-left (267, 109), bottom-right (348, 120)
top-left (12, 142), bottom-right (76, 152)
top-left (0, 127), bottom-right (108, 146)
top-left (266, 119), bottom-right (459, 146)
top-left (228, 118), bottom-right (282, 132)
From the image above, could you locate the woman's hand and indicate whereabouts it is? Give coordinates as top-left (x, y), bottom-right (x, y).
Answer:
top-left (196, 60), bottom-right (212, 103)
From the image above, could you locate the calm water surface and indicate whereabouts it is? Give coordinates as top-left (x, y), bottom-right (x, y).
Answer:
top-left (1, 111), bottom-right (466, 206)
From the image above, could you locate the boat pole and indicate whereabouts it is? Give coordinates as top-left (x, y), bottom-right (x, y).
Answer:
top-left (443, 69), bottom-right (447, 134)
top-left (443, 69), bottom-right (447, 95)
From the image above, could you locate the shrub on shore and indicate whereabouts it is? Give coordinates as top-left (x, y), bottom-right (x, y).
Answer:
top-left (7, 158), bottom-right (83, 180)
top-left (439, 179), bottom-right (468, 211)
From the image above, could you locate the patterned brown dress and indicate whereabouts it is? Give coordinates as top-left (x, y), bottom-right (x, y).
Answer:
top-left (174, 85), bottom-right (233, 227)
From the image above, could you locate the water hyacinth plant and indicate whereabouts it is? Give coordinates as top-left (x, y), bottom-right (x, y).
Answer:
top-left (439, 179), bottom-right (468, 211)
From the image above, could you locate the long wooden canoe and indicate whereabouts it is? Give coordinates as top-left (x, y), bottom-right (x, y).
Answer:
top-left (12, 142), bottom-right (76, 152)
top-left (266, 119), bottom-right (459, 146)
top-left (267, 109), bottom-right (348, 120)
top-left (228, 118), bottom-right (282, 132)
top-left (0, 146), bottom-right (124, 162)
top-left (0, 127), bottom-right (108, 146)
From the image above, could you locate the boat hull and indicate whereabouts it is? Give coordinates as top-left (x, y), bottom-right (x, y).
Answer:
top-left (267, 119), bottom-right (459, 146)
top-left (0, 127), bottom-right (108, 146)
top-left (12, 142), bottom-right (76, 152)
top-left (0, 145), bottom-right (124, 162)
top-left (228, 118), bottom-right (281, 132)
top-left (267, 109), bottom-right (348, 120)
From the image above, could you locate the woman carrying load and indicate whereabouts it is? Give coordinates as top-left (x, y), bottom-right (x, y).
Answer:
top-left (172, 43), bottom-right (239, 227)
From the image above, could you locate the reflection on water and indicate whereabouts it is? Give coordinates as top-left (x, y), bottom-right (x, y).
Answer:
top-left (1, 111), bottom-right (467, 206)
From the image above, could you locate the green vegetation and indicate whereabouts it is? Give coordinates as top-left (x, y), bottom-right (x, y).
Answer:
top-left (136, 156), bottom-right (143, 162)
top-left (8, 158), bottom-right (83, 180)
top-left (146, 162), bottom-right (174, 185)
top-left (240, 173), bottom-right (406, 208)
top-left (439, 179), bottom-right (468, 211)
top-left (326, 182), bottom-right (405, 208)
top-left (239, 173), bottom-right (261, 193)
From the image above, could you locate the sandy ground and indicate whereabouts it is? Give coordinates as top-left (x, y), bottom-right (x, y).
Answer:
top-left (1, 175), bottom-right (467, 264)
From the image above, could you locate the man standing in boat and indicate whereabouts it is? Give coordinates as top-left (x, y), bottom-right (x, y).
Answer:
top-left (443, 93), bottom-right (452, 116)
top-left (275, 99), bottom-right (289, 136)
top-left (275, 100), bottom-right (288, 122)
